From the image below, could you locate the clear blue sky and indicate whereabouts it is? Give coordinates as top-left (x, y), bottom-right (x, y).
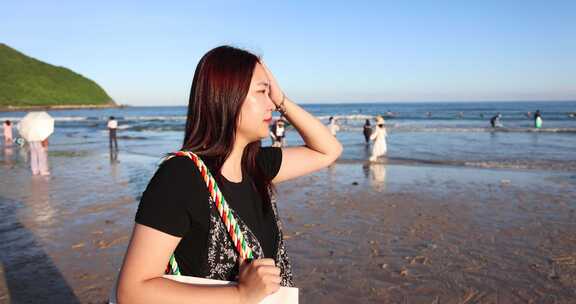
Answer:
top-left (2, 1), bottom-right (575, 105)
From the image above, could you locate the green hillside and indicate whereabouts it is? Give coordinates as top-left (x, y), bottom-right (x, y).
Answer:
top-left (0, 43), bottom-right (115, 108)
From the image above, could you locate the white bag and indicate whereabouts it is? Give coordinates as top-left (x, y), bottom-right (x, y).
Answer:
top-left (109, 274), bottom-right (298, 303)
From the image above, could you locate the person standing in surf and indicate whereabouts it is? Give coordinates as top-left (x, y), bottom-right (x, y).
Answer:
top-left (363, 119), bottom-right (372, 144)
top-left (369, 116), bottom-right (387, 162)
top-left (328, 116), bottom-right (340, 136)
top-left (534, 110), bottom-right (543, 129)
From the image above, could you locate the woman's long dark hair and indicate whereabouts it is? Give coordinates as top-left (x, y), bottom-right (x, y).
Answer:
top-left (182, 45), bottom-right (273, 212)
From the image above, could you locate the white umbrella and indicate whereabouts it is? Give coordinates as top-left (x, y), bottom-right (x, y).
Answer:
top-left (18, 111), bottom-right (54, 142)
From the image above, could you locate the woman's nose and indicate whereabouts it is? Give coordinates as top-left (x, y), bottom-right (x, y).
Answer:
top-left (266, 94), bottom-right (276, 110)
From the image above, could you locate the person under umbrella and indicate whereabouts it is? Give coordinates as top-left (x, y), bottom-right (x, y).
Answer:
top-left (18, 112), bottom-right (54, 176)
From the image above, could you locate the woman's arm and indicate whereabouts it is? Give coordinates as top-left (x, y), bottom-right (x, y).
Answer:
top-left (263, 64), bottom-right (343, 184)
top-left (117, 224), bottom-right (280, 304)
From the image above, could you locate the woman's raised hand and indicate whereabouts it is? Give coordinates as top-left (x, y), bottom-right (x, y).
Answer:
top-left (261, 63), bottom-right (284, 107)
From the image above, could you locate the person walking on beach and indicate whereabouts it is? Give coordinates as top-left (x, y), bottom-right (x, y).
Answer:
top-left (363, 119), bottom-right (372, 144)
top-left (3, 120), bottom-right (13, 145)
top-left (29, 137), bottom-right (50, 176)
top-left (269, 120), bottom-right (278, 145)
top-left (328, 116), bottom-right (340, 136)
top-left (270, 118), bottom-right (286, 147)
top-left (108, 116), bottom-right (119, 151)
top-left (534, 110), bottom-right (543, 129)
top-left (116, 46), bottom-right (342, 304)
top-left (490, 113), bottom-right (502, 128)
top-left (369, 116), bottom-right (387, 162)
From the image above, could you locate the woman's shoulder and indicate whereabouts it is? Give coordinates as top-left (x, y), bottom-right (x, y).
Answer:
top-left (152, 155), bottom-right (206, 187)
top-left (159, 155), bottom-right (197, 173)
top-left (136, 155), bottom-right (210, 237)
top-left (140, 155), bottom-right (211, 209)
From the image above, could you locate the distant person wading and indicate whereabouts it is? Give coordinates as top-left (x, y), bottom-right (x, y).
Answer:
top-left (363, 119), bottom-right (372, 144)
top-left (534, 110), bottom-right (543, 129)
top-left (2, 120), bottom-right (13, 145)
top-left (108, 116), bottom-right (118, 151)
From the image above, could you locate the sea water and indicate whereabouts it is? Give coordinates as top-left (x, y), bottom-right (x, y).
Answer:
top-left (2, 101), bottom-right (575, 171)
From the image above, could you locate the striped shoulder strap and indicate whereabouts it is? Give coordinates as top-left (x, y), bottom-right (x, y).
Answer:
top-left (164, 151), bottom-right (254, 275)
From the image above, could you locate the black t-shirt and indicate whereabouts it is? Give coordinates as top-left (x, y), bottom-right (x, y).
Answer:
top-left (135, 147), bottom-right (282, 276)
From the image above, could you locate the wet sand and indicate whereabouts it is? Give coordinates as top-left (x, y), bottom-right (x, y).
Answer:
top-left (1, 146), bottom-right (575, 303)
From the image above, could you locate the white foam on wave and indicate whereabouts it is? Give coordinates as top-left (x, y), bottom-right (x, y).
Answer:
top-left (316, 114), bottom-right (374, 121)
top-left (333, 125), bottom-right (576, 133)
top-left (54, 117), bottom-right (90, 121)
top-left (123, 116), bottom-right (187, 121)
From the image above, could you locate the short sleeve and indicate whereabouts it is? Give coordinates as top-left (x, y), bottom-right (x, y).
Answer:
top-left (256, 147), bottom-right (283, 180)
top-left (135, 156), bottom-right (207, 237)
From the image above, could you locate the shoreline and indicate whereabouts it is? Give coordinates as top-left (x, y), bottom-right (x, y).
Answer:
top-left (0, 103), bottom-right (125, 113)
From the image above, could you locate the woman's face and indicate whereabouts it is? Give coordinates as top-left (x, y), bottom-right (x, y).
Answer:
top-left (237, 63), bottom-right (276, 143)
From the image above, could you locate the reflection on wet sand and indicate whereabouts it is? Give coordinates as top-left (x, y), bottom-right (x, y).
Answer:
top-left (2, 145), bottom-right (14, 166)
top-left (28, 177), bottom-right (56, 224)
top-left (0, 194), bottom-right (80, 303)
top-left (369, 162), bottom-right (387, 192)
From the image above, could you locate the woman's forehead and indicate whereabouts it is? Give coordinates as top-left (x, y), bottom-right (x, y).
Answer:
top-left (252, 64), bottom-right (269, 85)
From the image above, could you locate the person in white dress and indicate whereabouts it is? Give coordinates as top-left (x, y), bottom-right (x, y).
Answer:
top-left (369, 116), bottom-right (387, 162)
top-left (270, 119), bottom-right (286, 147)
top-left (328, 116), bottom-right (340, 136)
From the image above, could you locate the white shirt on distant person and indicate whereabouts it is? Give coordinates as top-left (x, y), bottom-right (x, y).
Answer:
top-left (328, 122), bottom-right (340, 136)
top-left (108, 120), bottom-right (118, 129)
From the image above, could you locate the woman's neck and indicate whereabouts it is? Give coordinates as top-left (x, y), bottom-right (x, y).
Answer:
top-left (220, 138), bottom-right (248, 183)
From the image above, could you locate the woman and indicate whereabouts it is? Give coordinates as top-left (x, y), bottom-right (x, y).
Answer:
top-left (362, 119), bottom-right (372, 144)
top-left (3, 120), bottom-right (13, 145)
top-left (117, 46), bottom-right (342, 304)
top-left (328, 116), bottom-right (340, 136)
top-left (29, 136), bottom-right (50, 176)
top-left (369, 116), bottom-right (387, 162)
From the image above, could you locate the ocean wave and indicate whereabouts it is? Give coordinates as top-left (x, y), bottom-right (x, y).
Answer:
top-left (3, 112), bottom-right (574, 134)
top-left (123, 116), bottom-right (187, 121)
top-left (316, 114), bottom-right (374, 121)
top-left (339, 125), bottom-right (576, 133)
top-left (123, 125), bottom-right (184, 132)
top-left (338, 157), bottom-right (576, 171)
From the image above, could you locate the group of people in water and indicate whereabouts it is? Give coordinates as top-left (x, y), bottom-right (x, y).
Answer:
top-left (3, 119), bottom-right (51, 176)
top-left (270, 115), bottom-right (389, 163)
top-left (490, 109), bottom-right (543, 128)
top-left (268, 107), bottom-right (550, 163)
top-left (1, 115), bottom-right (121, 175)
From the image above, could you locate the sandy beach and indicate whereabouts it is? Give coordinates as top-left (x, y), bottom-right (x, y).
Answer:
top-left (1, 141), bottom-right (575, 303)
